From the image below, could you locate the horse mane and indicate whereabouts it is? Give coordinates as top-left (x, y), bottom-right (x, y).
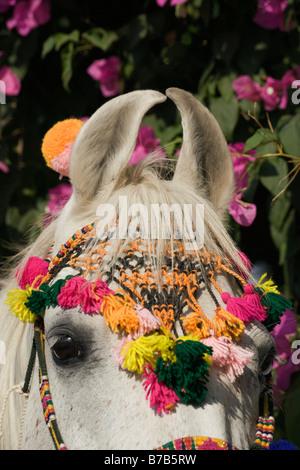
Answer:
top-left (83, 155), bottom-right (247, 278)
top-left (0, 220), bottom-right (57, 449)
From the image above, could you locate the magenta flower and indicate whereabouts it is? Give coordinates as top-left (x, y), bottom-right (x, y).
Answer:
top-left (233, 69), bottom-right (297, 111)
top-left (6, 0), bottom-right (51, 37)
top-left (271, 309), bottom-right (300, 404)
top-left (156, 0), bottom-right (188, 6)
top-left (260, 70), bottom-right (295, 111)
top-left (0, 65), bottom-right (21, 96)
top-left (44, 183), bottom-right (72, 226)
top-left (228, 143), bottom-right (257, 227)
top-left (0, 161), bottom-right (10, 173)
top-left (129, 126), bottom-right (166, 166)
top-left (87, 56), bottom-right (121, 98)
top-left (232, 76), bottom-right (262, 103)
top-left (0, 0), bottom-right (16, 13)
top-left (253, 0), bottom-right (289, 31)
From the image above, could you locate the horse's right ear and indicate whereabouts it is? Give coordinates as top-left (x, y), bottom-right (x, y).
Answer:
top-left (166, 88), bottom-right (234, 215)
top-left (69, 90), bottom-right (166, 200)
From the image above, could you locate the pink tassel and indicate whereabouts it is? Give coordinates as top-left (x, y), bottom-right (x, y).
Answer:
top-left (242, 284), bottom-right (266, 319)
top-left (221, 284), bottom-right (266, 322)
top-left (57, 276), bottom-right (114, 313)
top-left (142, 364), bottom-right (180, 415)
top-left (16, 256), bottom-right (49, 289)
top-left (224, 340), bottom-right (253, 382)
top-left (57, 277), bottom-right (85, 309)
top-left (201, 336), bottom-right (230, 368)
top-left (133, 305), bottom-right (162, 338)
top-left (113, 336), bottom-right (133, 366)
top-left (201, 336), bottom-right (253, 382)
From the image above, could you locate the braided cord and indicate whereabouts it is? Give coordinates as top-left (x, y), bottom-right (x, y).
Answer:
top-left (20, 321), bottom-right (67, 450)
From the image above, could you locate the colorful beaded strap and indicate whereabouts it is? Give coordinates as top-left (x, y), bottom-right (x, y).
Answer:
top-left (158, 436), bottom-right (238, 450)
top-left (22, 320), bottom-right (67, 450)
top-left (253, 376), bottom-right (275, 449)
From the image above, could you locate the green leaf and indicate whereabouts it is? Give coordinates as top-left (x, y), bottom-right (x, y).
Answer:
top-left (209, 97), bottom-right (239, 140)
top-left (244, 128), bottom-right (277, 153)
top-left (278, 114), bottom-right (300, 157)
top-left (269, 207), bottom-right (294, 265)
top-left (82, 28), bottom-right (118, 51)
top-left (217, 74), bottom-right (236, 102)
top-left (41, 36), bottom-right (56, 59)
top-left (259, 157), bottom-right (288, 196)
top-left (42, 30), bottom-right (80, 58)
top-left (60, 42), bottom-right (75, 92)
top-left (269, 190), bottom-right (292, 231)
top-left (244, 129), bottom-right (265, 153)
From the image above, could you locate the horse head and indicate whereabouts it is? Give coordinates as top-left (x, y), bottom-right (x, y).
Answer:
top-left (1, 89), bottom-right (292, 450)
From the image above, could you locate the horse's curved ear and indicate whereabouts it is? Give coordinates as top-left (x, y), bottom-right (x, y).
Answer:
top-left (166, 88), bottom-right (234, 214)
top-left (69, 90), bottom-right (167, 200)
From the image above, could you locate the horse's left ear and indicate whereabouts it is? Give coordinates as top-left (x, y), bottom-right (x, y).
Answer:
top-left (69, 90), bottom-right (167, 200)
top-left (166, 88), bottom-right (234, 215)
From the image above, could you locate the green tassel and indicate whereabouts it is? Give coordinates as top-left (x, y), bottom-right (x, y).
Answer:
top-left (25, 283), bottom-right (49, 316)
top-left (25, 276), bottom-right (74, 316)
top-left (259, 291), bottom-right (293, 332)
top-left (155, 339), bottom-right (212, 405)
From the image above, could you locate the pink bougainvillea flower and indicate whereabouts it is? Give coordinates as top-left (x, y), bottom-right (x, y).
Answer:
top-left (270, 309), bottom-right (300, 404)
top-left (87, 56), bottom-right (121, 97)
top-left (156, 0), bottom-right (188, 6)
top-left (0, 161), bottom-right (9, 173)
top-left (229, 143), bottom-right (256, 192)
top-left (228, 143), bottom-right (257, 227)
top-left (233, 69), bottom-right (297, 111)
top-left (232, 76), bottom-right (262, 103)
top-left (0, 65), bottom-right (21, 95)
top-left (0, 0), bottom-right (16, 13)
top-left (260, 70), bottom-right (295, 111)
top-left (271, 308), bottom-right (297, 364)
top-left (228, 194), bottom-right (257, 227)
top-left (253, 0), bottom-right (289, 31)
top-left (44, 183), bottom-right (72, 225)
top-left (6, 0), bottom-right (51, 36)
top-left (129, 126), bottom-right (166, 166)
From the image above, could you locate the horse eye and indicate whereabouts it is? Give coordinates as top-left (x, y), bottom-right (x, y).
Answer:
top-left (51, 336), bottom-right (79, 362)
top-left (261, 354), bottom-right (274, 376)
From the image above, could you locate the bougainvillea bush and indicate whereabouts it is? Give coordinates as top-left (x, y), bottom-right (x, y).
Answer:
top-left (0, 0), bottom-right (300, 445)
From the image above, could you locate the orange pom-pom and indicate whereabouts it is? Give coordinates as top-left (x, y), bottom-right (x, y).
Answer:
top-left (41, 118), bottom-right (84, 177)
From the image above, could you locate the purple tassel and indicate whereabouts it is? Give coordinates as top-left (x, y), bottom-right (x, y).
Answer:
top-left (269, 440), bottom-right (298, 450)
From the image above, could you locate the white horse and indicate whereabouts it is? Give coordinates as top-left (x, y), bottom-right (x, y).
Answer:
top-left (0, 88), bottom-right (280, 450)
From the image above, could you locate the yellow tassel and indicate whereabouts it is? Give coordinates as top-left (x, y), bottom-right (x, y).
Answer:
top-left (256, 273), bottom-right (280, 295)
top-left (6, 287), bottom-right (37, 323)
top-left (202, 353), bottom-right (212, 366)
top-left (121, 331), bottom-right (176, 374)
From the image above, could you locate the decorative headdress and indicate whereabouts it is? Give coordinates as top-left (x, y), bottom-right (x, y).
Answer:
top-left (7, 222), bottom-right (293, 428)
